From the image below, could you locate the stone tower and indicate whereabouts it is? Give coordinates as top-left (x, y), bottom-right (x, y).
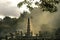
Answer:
top-left (26, 17), bottom-right (31, 36)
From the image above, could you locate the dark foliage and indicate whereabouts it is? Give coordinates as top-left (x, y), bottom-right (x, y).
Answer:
top-left (0, 16), bottom-right (17, 34)
top-left (17, 0), bottom-right (60, 13)
top-left (40, 1), bottom-right (57, 12)
top-left (55, 28), bottom-right (60, 39)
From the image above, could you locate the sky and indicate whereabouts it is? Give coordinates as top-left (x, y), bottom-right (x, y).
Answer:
top-left (0, 0), bottom-right (24, 19)
top-left (0, 0), bottom-right (41, 19)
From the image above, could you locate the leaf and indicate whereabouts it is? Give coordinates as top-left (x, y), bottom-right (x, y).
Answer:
top-left (27, 5), bottom-right (33, 10)
top-left (54, 0), bottom-right (60, 4)
top-left (17, 2), bottom-right (23, 8)
top-left (40, 1), bottom-right (58, 12)
top-left (35, 2), bottom-right (39, 5)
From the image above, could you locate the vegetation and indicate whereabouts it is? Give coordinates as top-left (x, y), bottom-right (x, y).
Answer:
top-left (0, 16), bottom-right (17, 33)
top-left (17, 0), bottom-right (60, 13)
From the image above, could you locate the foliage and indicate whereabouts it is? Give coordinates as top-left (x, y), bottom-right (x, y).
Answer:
top-left (3, 16), bottom-right (17, 26)
top-left (55, 28), bottom-right (60, 39)
top-left (17, 0), bottom-right (60, 13)
top-left (0, 16), bottom-right (17, 31)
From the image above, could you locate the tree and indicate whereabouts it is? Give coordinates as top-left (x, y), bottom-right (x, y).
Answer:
top-left (17, 0), bottom-right (60, 13)
top-left (3, 16), bottom-right (17, 26)
top-left (55, 28), bottom-right (60, 39)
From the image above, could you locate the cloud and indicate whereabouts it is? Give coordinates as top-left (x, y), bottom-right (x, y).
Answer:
top-left (0, 0), bottom-right (21, 18)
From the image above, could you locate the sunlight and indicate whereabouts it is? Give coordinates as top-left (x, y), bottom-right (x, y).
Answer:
top-left (8, 0), bottom-right (42, 13)
top-left (8, 0), bottom-right (24, 6)
top-left (0, 0), bottom-right (42, 18)
top-left (0, 15), bottom-right (5, 19)
top-left (19, 3), bottom-right (30, 13)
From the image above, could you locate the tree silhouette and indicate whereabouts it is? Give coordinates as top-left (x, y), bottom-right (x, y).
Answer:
top-left (3, 16), bottom-right (17, 26)
top-left (17, 0), bottom-right (60, 13)
top-left (0, 16), bottom-right (17, 34)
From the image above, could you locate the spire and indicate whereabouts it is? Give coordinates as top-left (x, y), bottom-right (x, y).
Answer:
top-left (26, 17), bottom-right (31, 36)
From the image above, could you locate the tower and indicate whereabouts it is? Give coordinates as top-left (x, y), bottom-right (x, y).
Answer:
top-left (26, 17), bottom-right (31, 36)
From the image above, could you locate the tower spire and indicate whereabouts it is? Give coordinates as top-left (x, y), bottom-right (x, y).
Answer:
top-left (26, 17), bottom-right (31, 36)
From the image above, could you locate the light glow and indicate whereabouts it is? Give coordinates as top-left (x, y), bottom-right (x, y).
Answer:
top-left (0, 0), bottom-right (42, 18)
top-left (19, 3), bottom-right (30, 13)
top-left (0, 15), bottom-right (5, 19)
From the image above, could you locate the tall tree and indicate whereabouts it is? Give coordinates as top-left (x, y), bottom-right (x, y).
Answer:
top-left (17, 0), bottom-right (60, 13)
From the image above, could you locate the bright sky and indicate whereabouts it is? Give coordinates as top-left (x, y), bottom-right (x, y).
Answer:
top-left (0, 0), bottom-right (41, 19)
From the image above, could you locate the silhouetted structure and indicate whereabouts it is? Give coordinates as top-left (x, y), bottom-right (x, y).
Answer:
top-left (26, 17), bottom-right (31, 37)
top-left (0, 17), bottom-right (59, 40)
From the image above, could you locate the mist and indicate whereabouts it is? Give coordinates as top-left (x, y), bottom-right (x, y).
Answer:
top-left (16, 3), bottom-right (60, 35)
